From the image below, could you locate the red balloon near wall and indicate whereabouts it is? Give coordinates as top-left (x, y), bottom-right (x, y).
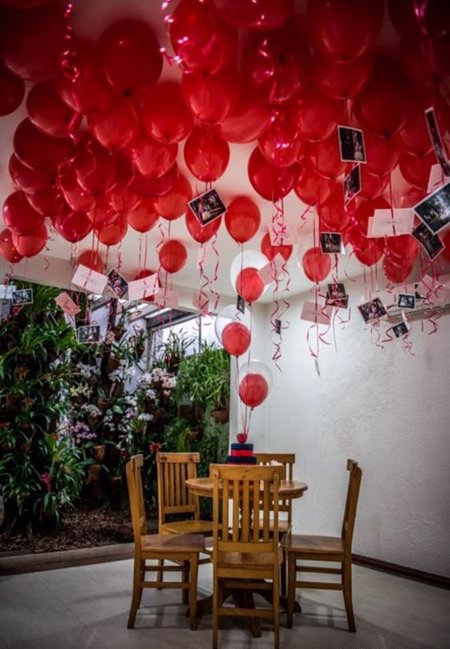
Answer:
top-left (290, 86), bottom-right (345, 143)
top-left (127, 199), bottom-right (159, 233)
top-left (153, 173), bottom-right (192, 220)
top-left (399, 100), bottom-right (434, 155)
top-left (364, 132), bottom-right (401, 176)
top-left (238, 373), bottom-right (269, 408)
top-left (311, 53), bottom-right (375, 99)
top-left (248, 147), bottom-right (301, 201)
top-left (221, 321), bottom-right (251, 356)
top-left (317, 187), bottom-right (350, 231)
top-left (3, 190), bottom-right (45, 234)
top-left (159, 239), bottom-right (188, 273)
top-left (54, 210), bottom-right (92, 243)
top-left (398, 150), bottom-right (436, 188)
top-left (131, 134), bottom-right (178, 179)
top-left (25, 188), bottom-right (66, 218)
top-left (306, 0), bottom-right (384, 61)
top-left (74, 138), bottom-right (117, 195)
top-left (0, 64), bottom-right (25, 116)
top-left (258, 112), bottom-right (303, 168)
top-left (129, 164), bottom-right (178, 198)
top-left (302, 247), bottom-right (332, 283)
top-left (89, 98), bottom-right (140, 150)
top-left (9, 154), bottom-right (56, 194)
top-left (260, 232), bottom-right (292, 261)
top-left (354, 196), bottom-right (390, 230)
top-left (306, 133), bottom-right (348, 180)
top-left (382, 254), bottom-right (413, 283)
top-left (27, 80), bottom-right (81, 138)
top-left (235, 267), bottom-right (264, 303)
top-left (184, 126), bottom-right (230, 181)
top-left (181, 67), bottom-right (239, 124)
top-left (185, 209), bottom-right (221, 243)
top-left (141, 81), bottom-right (194, 144)
top-left (95, 213), bottom-right (128, 246)
top-left (225, 196), bottom-right (261, 243)
top-left (58, 162), bottom-right (96, 213)
top-left (13, 119), bottom-right (74, 169)
top-left (359, 166), bottom-right (389, 200)
top-left (350, 228), bottom-right (384, 266)
top-left (220, 88), bottom-right (272, 143)
top-left (12, 223), bottom-right (47, 257)
top-left (295, 167), bottom-right (335, 206)
top-left (0, 228), bottom-right (23, 263)
top-left (77, 250), bottom-right (105, 274)
top-left (385, 235), bottom-right (418, 266)
top-left (98, 20), bottom-right (162, 96)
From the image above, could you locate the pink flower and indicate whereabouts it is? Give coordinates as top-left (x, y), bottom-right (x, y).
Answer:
top-left (149, 442), bottom-right (161, 454)
top-left (40, 473), bottom-right (52, 492)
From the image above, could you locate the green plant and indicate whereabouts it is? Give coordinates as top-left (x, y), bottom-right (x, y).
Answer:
top-left (176, 343), bottom-right (230, 411)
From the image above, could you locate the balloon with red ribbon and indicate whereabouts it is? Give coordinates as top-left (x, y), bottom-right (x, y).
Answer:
top-left (184, 126), bottom-right (230, 181)
top-left (302, 246), bottom-right (332, 283)
top-left (13, 118), bottom-right (74, 169)
top-left (222, 322), bottom-right (251, 356)
top-left (238, 360), bottom-right (272, 408)
top-left (153, 173), bottom-right (192, 220)
top-left (27, 80), bottom-right (81, 138)
top-left (12, 223), bottom-right (47, 257)
top-left (130, 134), bottom-right (178, 179)
top-left (159, 239), bottom-right (188, 273)
top-left (127, 199), bottom-right (159, 233)
top-left (181, 67), bottom-right (239, 124)
top-left (225, 196), bottom-right (261, 243)
top-left (185, 209), bottom-right (221, 243)
top-left (141, 81), bottom-right (194, 144)
top-left (0, 228), bottom-right (23, 263)
top-left (260, 232), bottom-right (292, 261)
top-left (235, 267), bottom-right (264, 303)
top-left (3, 190), bottom-right (45, 235)
top-left (76, 250), bottom-right (105, 274)
top-left (248, 147), bottom-right (301, 201)
top-left (258, 111), bottom-right (303, 168)
top-left (54, 209), bottom-right (92, 243)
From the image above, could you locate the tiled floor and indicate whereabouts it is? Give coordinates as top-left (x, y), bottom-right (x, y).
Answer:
top-left (0, 560), bottom-right (449, 649)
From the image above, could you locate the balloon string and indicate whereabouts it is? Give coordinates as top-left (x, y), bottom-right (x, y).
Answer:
top-left (197, 243), bottom-right (210, 315)
top-left (388, 174), bottom-right (397, 236)
top-left (60, 2), bottom-right (80, 82)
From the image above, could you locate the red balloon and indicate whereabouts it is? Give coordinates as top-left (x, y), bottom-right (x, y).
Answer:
top-left (2, 4), bottom-right (65, 80)
top-left (317, 187), bottom-right (350, 231)
top-left (225, 196), bottom-right (261, 243)
top-left (385, 235), bottom-right (419, 266)
top-left (388, 0), bottom-right (450, 40)
top-left (182, 67), bottom-right (239, 124)
top-left (186, 209), bottom-right (221, 243)
top-left (220, 88), bottom-right (271, 143)
top-left (95, 213), bottom-right (128, 246)
top-left (108, 186), bottom-right (140, 214)
top-left (141, 81), bottom-right (194, 144)
top-left (211, 0), bottom-right (294, 30)
top-left (289, 87), bottom-right (344, 143)
top-left (349, 223), bottom-right (385, 266)
top-left (222, 322), bottom-right (251, 357)
top-left (12, 223), bottom-right (47, 257)
top-left (0, 64), bottom-right (25, 115)
top-left (3, 191), bottom-right (45, 234)
top-left (306, 133), bottom-right (348, 180)
top-left (312, 52), bottom-right (375, 99)
top-left (364, 132), bottom-right (401, 176)
top-left (74, 138), bottom-right (117, 195)
top-left (302, 246), bottom-right (332, 282)
top-left (429, 32), bottom-right (450, 81)
top-left (57, 43), bottom-right (115, 116)
top-left (58, 162), bottom-right (96, 212)
top-left (258, 112), bottom-right (302, 168)
top-left (130, 134), bottom-right (178, 179)
top-left (129, 164), bottom-right (178, 198)
top-left (238, 373), bottom-right (269, 408)
top-left (295, 167), bottom-right (335, 206)
top-left (86, 196), bottom-right (114, 226)
top-left (184, 126), bottom-right (230, 181)
top-left (359, 166), bottom-right (389, 200)
top-left (127, 199), bottom-right (159, 233)
top-left (25, 188), bottom-right (66, 218)
top-left (153, 173), bottom-right (192, 220)
top-left (353, 58), bottom-right (412, 138)
top-left (248, 147), bottom-right (301, 201)
top-left (398, 185), bottom-right (427, 208)
top-left (170, 0), bottom-right (237, 74)
top-left (27, 80), bottom-right (81, 138)
top-left (399, 37), bottom-right (434, 88)
top-left (260, 232), bottom-right (292, 261)
top-left (13, 118), bottom-right (74, 169)
top-left (159, 239), bottom-right (188, 273)
top-left (89, 98), bottom-right (140, 150)
top-left (306, 0), bottom-right (384, 61)
top-left (235, 267), bottom-right (264, 303)
top-left (382, 254), bottom-right (413, 283)
top-left (54, 210), bottom-right (92, 243)
top-left (0, 0), bottom-right (49, 7)
top-left (0, 228), bottom-right (23, 264)
top-left (241, 26), bottom-right (309, 104)
top-left (77, 250), bottom-right (105, 274)
top-left (399, 99), bottom-right (434, 155)
top-left (399, 150), bottom-right (436, 188)
top-left (9, 154), bottom-right (56, 194)
top-left (354, 197), bottom-right (390, 231)
top-left (98, 20), bottom-right (162, 96)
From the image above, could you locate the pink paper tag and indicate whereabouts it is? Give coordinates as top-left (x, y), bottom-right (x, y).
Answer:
top-left (427, 163), bottom-right (449, 193)
top-left (368, 209), bottom-right (414, 237)
top-left (155, 289), bottom-right (178, 308)
top-left (127, 273), bottom-right (159, 301)
top-left (258, 263), bottom-right (275, 285)
top-left (55, 291), bottom-right (81, 316)
top-left (71, 264), bottom-right (108, 295)
top-left (300, 301), bottom-right (332, 325)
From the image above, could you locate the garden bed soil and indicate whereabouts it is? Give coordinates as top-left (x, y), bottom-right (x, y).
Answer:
top-left (0, 508), bottom-right (135, 556)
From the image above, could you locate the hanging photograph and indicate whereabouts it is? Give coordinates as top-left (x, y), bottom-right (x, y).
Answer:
top-left (11, 288), bottom-right (33, 306)
top-left (77, 324), bottom-right (101, 344)
top-left (107, 269), bottom-right (128, 299)
top-left (397, 294), bottom-right (416, 310)
top-left (320, 232), bottom-right (345, 254)
top-left (358, 297), bottom-right (387, 323)
top-left (188, 188), bottom-right (226, 226)
top-left (390, 321), bottom-right (410, 338)
top-left (412, 222), bottom-right (444, 259)
top-left (337, 126), bottom-right (366, 163)
top-left (344, 164), bottom-right (361, 206)
top-left (413, 182), bottom-right (450, 234)
top-left (424, 107), bottom-right (450, 176)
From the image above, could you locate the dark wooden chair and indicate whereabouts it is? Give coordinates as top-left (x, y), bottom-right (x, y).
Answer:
top-left (211, 464), bottom-right (283, 649)
top-left (282, 459), bottom-right (362, 631)
top-left (126, 454), bottom-right (205, 630)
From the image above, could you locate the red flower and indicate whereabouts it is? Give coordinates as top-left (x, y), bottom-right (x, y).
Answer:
top-left (121, 449), bottom-right (130, 459)
top-left (148, 442), bottom-right (161, 454)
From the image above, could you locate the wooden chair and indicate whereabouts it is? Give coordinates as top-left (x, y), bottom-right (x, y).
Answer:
top-left (211, 464), bottom-right (283, 649)
top-left (126, 454), bottom-right (205, 630)
top-left (254, 453), bottom-right (296, 535)
top-left (282, 459), bottom-right (362, 631)
top-left (157, 452), bottom-right (215, 535)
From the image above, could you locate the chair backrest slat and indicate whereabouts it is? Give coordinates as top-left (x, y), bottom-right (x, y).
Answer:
top-left (341, 459), bottom-right (362, 549)
top-left (255, 453), bottom-right (295, 523)
top-left (157, 452), bottom-right (201, 531)
top-left (126, 454), bottom-right (147, 542)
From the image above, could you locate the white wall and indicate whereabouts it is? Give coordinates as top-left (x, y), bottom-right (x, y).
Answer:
top-left (241, 281), bottom-right (450, 577)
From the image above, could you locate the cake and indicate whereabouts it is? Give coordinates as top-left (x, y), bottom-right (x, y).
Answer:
top-left (226, 442), bottom-right (257, 465)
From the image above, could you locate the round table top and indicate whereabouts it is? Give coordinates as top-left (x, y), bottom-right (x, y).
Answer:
top-left (186, 477), bottom-right (308, 499)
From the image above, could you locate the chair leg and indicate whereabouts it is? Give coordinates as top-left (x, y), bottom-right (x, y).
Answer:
top-left (127, 557), bottom-right (143, 629)
top-left (156, 559), bottom-right (164, 589)
top-left (343, 559), bottom-right (356, 632)
top-left (182, 560), bottom-right (190, 605)
top-left (286, 553), bottom-right (296, 629)
top-left (189, 555), bottom-right (199, 631)
top-left (212, 569), bottom-right (219, 649)
top-left (280, 550), bottom-right (287, 598)
top-left (273, 565), bottom-right (280, 649)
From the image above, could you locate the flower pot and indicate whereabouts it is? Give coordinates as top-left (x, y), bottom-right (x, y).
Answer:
top-left (86, 463), bottom-right (102, 484)
top-left (5, 394), bottom-right (21, 410)
top-left (93, 445), bottom-right (106, 463)
top-left (211, 408), bottom-right (229, 424)
top-left (107, 357), bottom-right (120, 372)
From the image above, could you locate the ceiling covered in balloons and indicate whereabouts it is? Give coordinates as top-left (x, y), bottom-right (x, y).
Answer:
top-left (0, 0), bottom-right (449, 305)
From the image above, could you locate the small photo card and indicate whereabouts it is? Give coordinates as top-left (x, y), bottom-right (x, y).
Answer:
top-left (12, 288), bottom-right (33, 306)
top-left (424, 107), bottom-right (450, 177)
top-left (77, 324), bottom-right (101, 344)
top-left (237, 295), bottom-right (246, 314)
top-left (414, 182), bottom-right (450, 235)
top-left (107, 269), bottom-right (128, 299)
top-left (390, 321), bottom-right (410, 339)
top-left (344, 164), bottom-right (361, 206)
top-left (337, 125), bottom-right (366, 163)
top-left (55, 291), bottom-right (81, 316)
top-left (274, 319), bottom-right (282, 334)
top-left (368, 208), bottom-right (414, 238)
top-left (0, 284), bottom-right (16, 300)
top-left (326, 283), bottom-right (348, 309)
top-left (397, 293), bottom-right (416, 310)
top-left (188, 188), bottom-right (226, 226)
top-left (358, 297), bottom-right (387, 323)
top-left (320, 232), bottom-right (345, 254)
top-left (127, 273), bottom-right (159, 302)
top-left (72, 264), bottom-right (108, 295)
top-left (412, 222), bottom-right (444, 260)
top-left (427, 163), bottom-right (449, 194)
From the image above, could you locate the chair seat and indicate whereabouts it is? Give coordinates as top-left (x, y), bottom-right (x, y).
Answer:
top-left (160, 519), bottom-right (214, 535)
top-left (141, 533), bottom-right (205, 553)
top-left (218, 546), bottom-right (284, 569)
top-left (283, 534), bottom-right (344, 556)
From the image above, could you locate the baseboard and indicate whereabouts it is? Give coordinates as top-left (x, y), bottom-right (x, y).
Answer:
top-left (353, 553), bottom-right (450, 590)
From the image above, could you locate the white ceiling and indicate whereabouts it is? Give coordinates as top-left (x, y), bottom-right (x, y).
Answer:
top-left (0, 0), bottom-right (433, 304)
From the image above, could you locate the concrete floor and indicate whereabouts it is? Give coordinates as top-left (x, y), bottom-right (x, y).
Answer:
top-left (0, 560), bottom-right (449, 649)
